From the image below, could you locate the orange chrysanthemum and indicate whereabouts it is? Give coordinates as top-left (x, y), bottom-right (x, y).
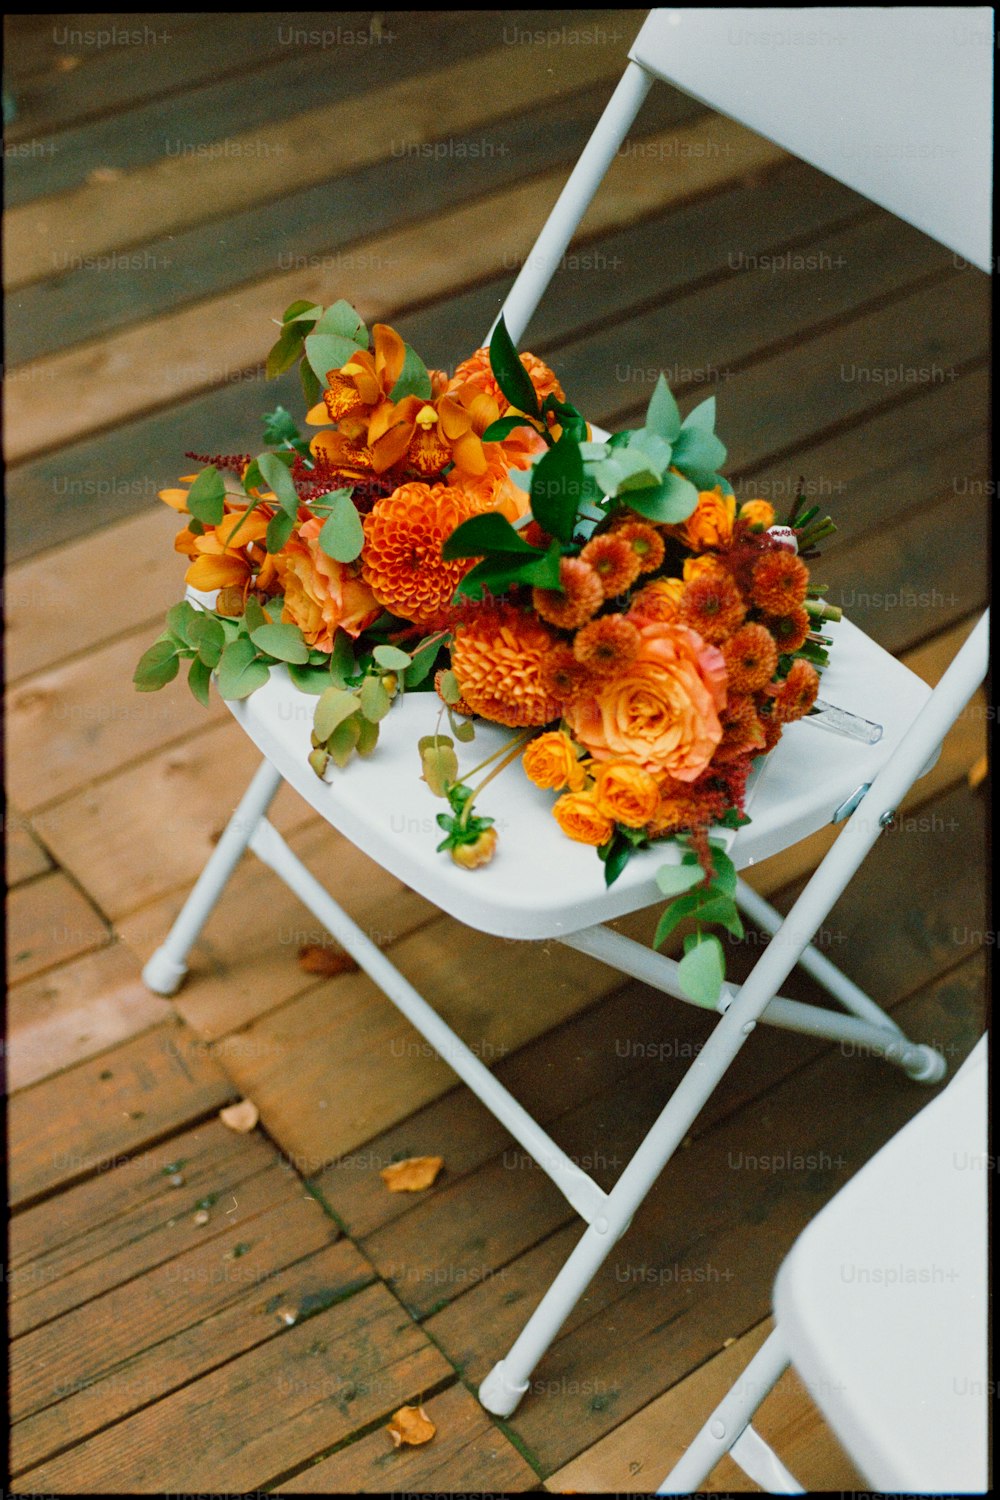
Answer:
top-left (538, 644), bottom-right (593, 705)
top-left (773, 659), bottom-right (820, 722)
top-left (449, 346), bottom-right (565, 408)
top-left (722, 623), bottom-right (779, 693)
top-left (764, 609), bottom-right (811, 654)
top-left (760, 711), bottom-right (784, 752)
top-left (629, 577), bottom-right (685, 624)
top-left (751, 551), bottom-right (809, 613)
top-left (573, 615), bottom-right (641, 677)
top-left (451, 603), bottom-right (562, 727)
top-left (739, 498), bottom-right (776, 530)
top-left (678, 570), bottom-right (747, 644)
top-left (612, 520), bottom-right (666, 575)
top-left (361, 480), bottom-right (482, 629)
top-left (579, 534), bottom-right (642, 597)
top-left (533, 557), bottom-right (603, 630)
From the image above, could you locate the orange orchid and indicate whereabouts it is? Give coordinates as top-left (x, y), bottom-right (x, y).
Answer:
top-left (182, 507), bottom-right (279, 595)
top-left (315, 322), bottom-right (406, 423)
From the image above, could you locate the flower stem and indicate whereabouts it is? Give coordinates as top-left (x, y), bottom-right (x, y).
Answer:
top-left (459, 731), bottom-right (535, 828)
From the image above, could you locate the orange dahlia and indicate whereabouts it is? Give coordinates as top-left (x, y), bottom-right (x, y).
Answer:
top-left (361, 480), bottom-right (482, 629)
top-left (773, 659), bottom-right (820, 722)
top-left (580, 534), bottom-right (642, 597)
top-left (533, 557), bottom-right (603, 630)
top-left (450, 603), bottom-right (562, 727)
top-left (678, 570), bottom-right (747, 644)
top-left (751, 551), bottom-right (809, 613)
top-left (573, 615), bottom-right (641, 677)
top-left (722, 623), bottom-right (779, 693)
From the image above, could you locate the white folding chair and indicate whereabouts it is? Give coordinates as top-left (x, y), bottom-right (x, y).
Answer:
top-left (660, 1033), bottom-right (988, 1493)
top-left (141, 8), bottom-right (992, 1418)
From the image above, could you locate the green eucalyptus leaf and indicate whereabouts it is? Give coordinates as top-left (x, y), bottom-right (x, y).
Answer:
top-left (623, 469), bottom-right (699, 523)
top-left (287, 662), bottom-right (332, 695)
top-left (373, 644), bottom-right (412, 670)
top-left (305, 332), bottom-right (367, 385)
top-left (266, 326), bottom-right (305, 380)
top-left (327, 712), bottom-right (362, 768)
top-left (359, 673), bottom-right (392, 723)
top-left (166, 600), bottom-right (198, 645)
top-left (249, 622), bottom-right (309, 664)
top-left (645, 373), bottom-right (683, 441)
top-left (242, 595), bottom-right (267, 634)
top-left (187, 654), bottom-right (212, 707)
top-left (266, 508), bottom-right (296, 554)
top-left (317, 492), bottom-right (364, 562)
top-left (421, 741), bottom-right (460, 797)
top-left (133, 638), bottom-right (180, 692)
top-left (328, 629), bottom-right (356, 688)
top-left (257, 451), bottom-right (301, 519)
top-left (655, 863), bottom-right (707, 897)
top-left (314, 687), bottom-right (362, 740)
top-left (216, 638), bottom-right (270, 700)
top-left (356, 716), bottom-right (380, 757)
top-left (677, 933), bottom-right (726, 1008)
top-left (682, 394), bottom-right (718, 432)
top-left (185, 466), bottom-right (226, 526)
top-left (300, 359), bottom-right (321, 409)
top-left (404, 634), bottom-right (446, 688)
top-left (187, 613), bottom-right (225, 668)
top-left (312, 299), bottom-right (367, 344)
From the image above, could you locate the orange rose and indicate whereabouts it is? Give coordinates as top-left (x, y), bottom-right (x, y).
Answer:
top-left (552, 791), bottom-right (614, 847)
top-left (523, 731), bottom-right (587, 792)
top-left (276, 517), bottom-right (380, 650)
top-left (673, 486), bottom-right (737, 552)
top-left (447, 457), bottom-right (530, 523)
top-left (592, 762), bottom-right (661, 828)
top-left (739, 498), bottom-right (776, 529)
top-left (565, 621), bottom-right (728, 782)
top-left (630, 577), bottom-right (685, 624)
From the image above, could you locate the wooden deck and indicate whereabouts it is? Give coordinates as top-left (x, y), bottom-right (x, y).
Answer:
top-left (4, 11), bottom-right (989, 1492)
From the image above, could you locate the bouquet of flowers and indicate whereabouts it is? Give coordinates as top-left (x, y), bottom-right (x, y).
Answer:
top-left (136, 298), bottom-right (840, 1004)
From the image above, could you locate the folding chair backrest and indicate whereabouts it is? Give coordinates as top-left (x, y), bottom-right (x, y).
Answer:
top-left (497, 5), bottom-right (993, 342)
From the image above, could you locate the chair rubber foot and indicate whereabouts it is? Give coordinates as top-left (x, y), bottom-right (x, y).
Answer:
top-left (479, 1360), bottom-right (530, 1416)
top-left (142, 949), bottom-right (188, 996)
top-left (902, 1044), bottom-right (947, 1085)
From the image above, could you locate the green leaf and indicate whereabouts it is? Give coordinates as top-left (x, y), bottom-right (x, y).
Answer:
top-left (655, 863), bottom-right (707, 897)
top-left (266, 326), bottom-right (305, 380)
top-left (286, 662), bottom-right (332, 695)
top-left (451, 715), bottom-right (476, 743)
top-left (312, 299), bottom-right (367, 345)
top-left (282, 299), bottom-right (320, 323)
top-left (187, 612), bottom-right (225, 668)
top-left (305, 332), bottom-right (367, 385)
top-left (242, 595), bottom-right (267, 634)
top-left (707, 845), bottom-right (737, 896)
top-left (645, 373), bottom-right (683, 442)
top-left (600, 833), bottom-right (634, 887)
top-left (359, 674), bottom-right (392, 723)
top-left (677, 933), bottom-right (726, 1008)
top-left (488, 315), bottom-right (541, 418)
top-left (356, 716), bottom-right (380, 757)
top-left (595, 445), bottom-right (666, 495)
top-left (249, 622), bottom-right (309, 664)
top-left (316, 492), bottom-right (364, 562)
top-left (482, 414), bottom-right (536, 442)
top-left (421, 741), bottom-right (460, 797)
top-left (262, 405), bottom-right (303, 448)
top-left (438, 670), bottom-right (461, 705)
top-left (166, 600), bottom-right (199, 645)
top-left (623, 469), bottom-right (699, 523)
top-left (187, 654), bottom-right (212, 707)
top-left (134, 638), bottom-right (180, 692)
top-left (314, 687), bottom-right (362, 740)
top-left (442, 511), bottom-right (540, 559)
top-left (216, 638), bottom-right (270, 700)
top-left (300, 359), bottom-right (321, 409)
top-left (389, 342), bottom-right (433, 401)
top-left (185, 466), bottom-right (226, 526)
top-left (682, 394), bottom-right (717, 432)
top-left (327, 713), bottom-right (362, 768)
top-left (688, 894), bottom-right (744, 938)
top-left (671, 423), bottom-right (727, 487)
top-left (373, 644), bottom-right (412, 670)
top-left (308, 747), bottom-right (329, 778)
top-left (266, 508), bottom-right (296, 554)
top-left (453, 543), bottom-right (561, 600)
top-left (257, 451), bottom-right (301, 519)
top-left (328, 629), bottom-right (356, 688)
top-left (530, 440), bottom-right (585, 543)
top-left (403, 633), bottom-right (446, 688)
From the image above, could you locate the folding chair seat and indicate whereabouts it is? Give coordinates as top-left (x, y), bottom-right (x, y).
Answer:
top-left (142, 7), bottom-right (991, 1419)
top-left (659, 1033), bottom-right (988, 1492)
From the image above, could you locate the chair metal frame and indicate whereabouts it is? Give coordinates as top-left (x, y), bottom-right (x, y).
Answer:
top-left (142, 10), bottom-right (990, 1419)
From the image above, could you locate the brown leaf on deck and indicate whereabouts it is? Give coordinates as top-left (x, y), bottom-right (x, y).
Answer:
top-left (387, 1403), bottom-right (436, 1447)
top-left (219, 1099), bottom-right (260, 1133)
top-left (379, 1155), bottom-right (444, 1193)
top-left (298, 943), bottom-right (359, 977)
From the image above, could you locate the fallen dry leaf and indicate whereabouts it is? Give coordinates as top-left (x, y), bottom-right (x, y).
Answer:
top-left (298, 943), bottom-right (360, 977)
top-left (219, 1099), bottom-right (259, 1133)
top-left (379, 1156), bottom-right (444, 1193)
top-left (87, 166), bottom-right (122, 183)
top-left (387, 1404), bottom-right (436, 1447)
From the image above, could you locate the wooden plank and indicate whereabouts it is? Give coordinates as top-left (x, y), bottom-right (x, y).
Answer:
top-left (12, 1234), bottom-right (373, 1480)
top-left (117, 817), bottom-right (439, 1041)
top-left (3, 113), bottom-right (787, 459)
top-left (547, 1316), bottom-right (865, 1493)
top-left (213, 920), bottom-right (631, 1176)
top-left (4, 503), bottom-right (185, 682)
top-left (17, 1281), bottom-right (452, 1493)
top-left (8, 1118), bottom-right (280, 1334)
top-left (3, 10), bottom-right (575, 204)
top-left (276, 1378), bottom-right (537, 1493)
top-left (4, 805), bottom-right (52, 884)
top-left (3, 16), bottom-right (640, 291)
top-left (425, 954), bottom-right (985, 1474)
top-left (6, 70), bottom-right (698, 365)
top-left (6, 870), bottom-right (109, 985)
top-left (32, 716), bottom-right (314, 920)
top-left (5, 941), bottom-right (166, 1092)
top-left (3, 12), bottom-right (330, 141)
top-left (7, 1017), bottom-right (236, 1208)
top-left (4, 627), bottom-right (229, 813)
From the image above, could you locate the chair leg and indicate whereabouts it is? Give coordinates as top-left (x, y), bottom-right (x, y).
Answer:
top-left (657, 1327), bottom-right (802, 1493)
top-left (142, 758), bottom-right (284, 995)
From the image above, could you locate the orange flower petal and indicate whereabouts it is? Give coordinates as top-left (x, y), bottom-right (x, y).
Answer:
top-left (387, 1404), bottom-right (436, 1448)
top-left (373, 322), bottom-right (406, 391)
top-left (370, 420), bottom-right (416, 474)
top-left (185, 554), bottom-right (248, 590)
top-left (305, 400), bottom-right (331, 426)
top-left (159, 487), bottom-right (190, 513)
top-left (450, 430), bottom-right (489, 476)
top-left (216, 510), bottom-right (270, 547)
top-left (437, 394), bottom-right (471, 440)
top-left (379, 1156), bottom-right (444, 1193)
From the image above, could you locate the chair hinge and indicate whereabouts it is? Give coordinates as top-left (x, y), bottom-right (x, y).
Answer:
top-left (831, 782), bottom-right (871, 824)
